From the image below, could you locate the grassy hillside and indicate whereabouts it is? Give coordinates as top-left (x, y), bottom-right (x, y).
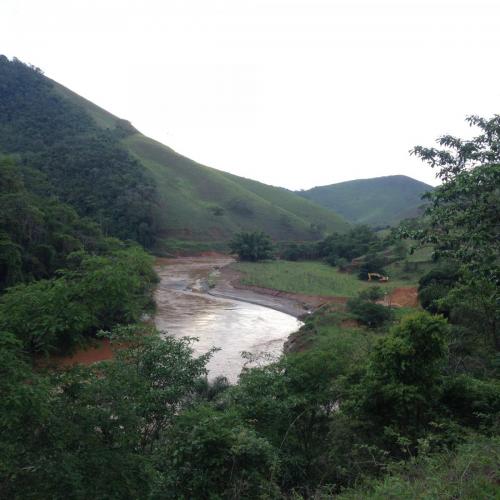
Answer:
top-left (298, 175), bottom-right (433, 227)
top-left (122, 134), bottom-right (349, 244)
top-left (50, 68), bottom-right (349, 245)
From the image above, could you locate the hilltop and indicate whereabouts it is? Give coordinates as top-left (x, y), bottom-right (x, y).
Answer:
top-left (297, 175), bottom-right (433, 227)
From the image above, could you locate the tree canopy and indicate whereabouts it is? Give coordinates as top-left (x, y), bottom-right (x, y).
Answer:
top-left (229, 231), bottom-right (275, 262)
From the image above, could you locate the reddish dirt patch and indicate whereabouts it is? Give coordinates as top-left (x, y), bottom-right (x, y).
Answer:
top-left (39, 339), bottom-right (117, 369)
top-left (387, 287), bottom-right (419, 308)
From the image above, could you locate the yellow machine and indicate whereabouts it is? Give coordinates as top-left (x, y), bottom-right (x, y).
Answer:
top-left (367, 272), bottom-right (389, 283)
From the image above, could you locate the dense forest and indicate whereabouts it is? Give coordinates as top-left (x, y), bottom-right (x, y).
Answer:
top-left (0, 56), bottom-right (161, 247)
top-left (0, 52), bottom-right (499, 498)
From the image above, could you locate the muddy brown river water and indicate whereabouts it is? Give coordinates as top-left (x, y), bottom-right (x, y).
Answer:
top-left (154, 257), bottom-right (301, 383)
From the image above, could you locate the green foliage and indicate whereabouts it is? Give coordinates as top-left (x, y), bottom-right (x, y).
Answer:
top-left (418, 261), bottom-right (461, 314)
top-left (153, 405), bottom-right (280, 499)
top-left (298, 175), bottom-right (432, 227)
top-left (441, 375), bottom-right (500, 430)
top-left (347, 297), bottom-right (393, 329)
top-left (0, 246), bottom-right (157, 354)
top-left (319, 224), bottom-right (381, 265)
top-left (337, 436), bottom-right (500, 499)
top-left (0, 332), bottom-right (51, 490)
top-left (229, 231), bottom-right (275, 262)
top-left (230, 333), bottom-right (370, 494)
top-left (0, 329), bottom-right (211, 499)
top-left (0, 155), bottom-right (110, 288)
top-left (407, 115), bottom-right (500, 349)
top-left (280, 241), bottom-right (320, 261)
top-left (353, 313), bottom-right (450, 449)
top-left (0, 56), bottom-right (160, 247)
top-left (359, 286), bottom-right (385, 302)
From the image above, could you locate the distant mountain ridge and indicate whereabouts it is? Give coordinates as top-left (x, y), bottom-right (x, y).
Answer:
top-left (297, 175), bottom-right (433, 227)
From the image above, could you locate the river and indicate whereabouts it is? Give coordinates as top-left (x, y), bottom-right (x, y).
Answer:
top-left (154, 256), bottom-right (301, 383)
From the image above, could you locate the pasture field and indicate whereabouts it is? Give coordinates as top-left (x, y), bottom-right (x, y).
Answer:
top-left (234, 260), bottom-right (419, 297)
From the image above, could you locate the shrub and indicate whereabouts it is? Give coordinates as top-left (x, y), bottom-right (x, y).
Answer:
top-left (359, 286), bottom-right (384, 302)
top-left (229, 231), bottom-right (274, 262)
top-left (347, 297), bottom-right (393, 328)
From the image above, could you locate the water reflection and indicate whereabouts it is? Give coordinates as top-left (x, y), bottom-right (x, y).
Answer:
top-left (154, 257), bottom-right (300, 383)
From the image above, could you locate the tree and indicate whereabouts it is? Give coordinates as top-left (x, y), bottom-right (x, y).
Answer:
top-left (0, 246), bottom-right (157, 354)
top-left (153, 405), bottom-right (280, 499)
top-left (319, 225), bottom-right (380, 266)
top-left (407, 115), bottom-right (500, 349)
top-left (409, 115), bottom-right (499, 281)
top-left (229, 231), bottom-right (274, 262)
top-left (418, 262), bottom-right (461, 315)
top-left (0, 329), bottom-right (213, 499)
top-left (347, 296), bottom-right (393, 329)
top-left (353, 312), bottom-right (449, 449)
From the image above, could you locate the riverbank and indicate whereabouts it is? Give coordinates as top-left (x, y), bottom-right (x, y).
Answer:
top-left (43, 257), bottom-right (418, 370)
top-left (212, 261), bottom-right (419, 316)
top-left (209, 264), bottom-right (313, 318)
top-left (154, 256), bottom-right (300, 382)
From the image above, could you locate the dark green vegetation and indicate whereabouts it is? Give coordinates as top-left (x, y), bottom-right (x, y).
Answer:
top-left (346, 287), bottom-right (394, 328)
top-left (0, 246), bottom-right (156, 354)
top-left (0, 155), bottom-right (104, 288)
top-left (406, 114), bottom-right (500, 351)
top-left (3, 303), bottom-right (498, 497)
top-left (0, 152), bottom-right (157, 356)
top-left (338, 436), bottom-right (500, 499)
top-left (298, 175), bottom-right (433, 227)
top-left (229, 231), bottom-right (275, 262)
top-left (0, 56), bottom-right (161, 247)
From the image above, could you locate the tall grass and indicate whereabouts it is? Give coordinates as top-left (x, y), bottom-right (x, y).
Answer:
top-left (234, 261), bottom-right (371, 296)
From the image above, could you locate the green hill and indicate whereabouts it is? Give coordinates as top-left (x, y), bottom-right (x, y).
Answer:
top-left (54, 84), bottom-right (350, 243)
top-left (297, 175), bottom-right (433, 227)
top-left (0, 56), bottom-right (348, 251)
top-left (121, 134), bottom-right (348, 244)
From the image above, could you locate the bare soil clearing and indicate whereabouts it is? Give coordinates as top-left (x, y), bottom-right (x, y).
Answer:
top-left (385, 287), bottom-right (419, 308)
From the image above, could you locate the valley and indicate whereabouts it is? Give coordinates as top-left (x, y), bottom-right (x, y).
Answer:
top-left (1, 55), bottom-right (498, 498)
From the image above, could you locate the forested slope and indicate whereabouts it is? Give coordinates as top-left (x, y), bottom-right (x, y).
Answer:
top-left (0, 56), bottom-right (161, 247)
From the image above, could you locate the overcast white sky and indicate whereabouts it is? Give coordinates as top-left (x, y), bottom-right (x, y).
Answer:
top-left (2, 0), bottom-right (500, 189)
